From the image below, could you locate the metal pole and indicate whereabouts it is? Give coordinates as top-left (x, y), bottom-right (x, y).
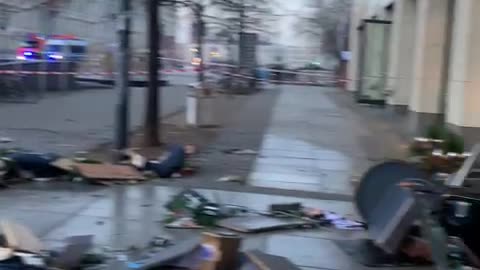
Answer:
top-left (115, 0), bottom-right (131, 152)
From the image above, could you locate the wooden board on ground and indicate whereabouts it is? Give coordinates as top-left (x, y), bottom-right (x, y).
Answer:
top-left (75, 163), bottom-right (145, 181)
top-left (50, 158), bottom-right (76, 172)
top-left (244, 250), bottom-right (301, 270)
top-left (1, 220), bottom-right (44, 254)
top-left (218, 216), bottom-right (311, 233)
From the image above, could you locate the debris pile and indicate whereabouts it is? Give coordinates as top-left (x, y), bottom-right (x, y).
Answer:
top-left (0, 220), bottom-right (100, 270)
top-left (0, 144), bottom-right (197, 187)
top-left (119, 232), bottom-right (301, 270)
top-left (163, 189), bottom-right (365, 232)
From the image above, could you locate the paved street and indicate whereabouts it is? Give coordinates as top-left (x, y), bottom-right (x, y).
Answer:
top-left (0, 80), bottom-right (190, 155)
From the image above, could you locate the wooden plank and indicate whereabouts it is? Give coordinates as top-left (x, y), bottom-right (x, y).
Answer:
top-left (245, 250), bottom-right (301, 270)
top-left (74, 163), bottom-right (145, 181)
top-left (1, 220), bottom-right (44, 254)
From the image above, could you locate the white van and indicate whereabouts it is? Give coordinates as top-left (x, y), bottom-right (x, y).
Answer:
top-left (44, 39), bottom-right (88, 62)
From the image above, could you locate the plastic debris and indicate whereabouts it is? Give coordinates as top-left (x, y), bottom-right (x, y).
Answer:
top-left (217, 175), bottom-right (244, 183)
top-left (0, 137), bottom-right (13, 144)
top-left (223, 148), bottom-right (258, 155)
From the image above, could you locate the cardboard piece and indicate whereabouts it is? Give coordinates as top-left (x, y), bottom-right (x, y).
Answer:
top-left (200, 232), bottom-right (241, 270)
top-left (0, 220), bottom-right (44, 254)
top-left (50, 158), bottom-right (76, 172)
top-left (244, 250), bottom-right (301, 270)
top-left (218, 216), bottom-right (311, 233)
top-left (0, 247), bottom-right (13, 261)
top-left (74, 163), bottom-right (145, 181)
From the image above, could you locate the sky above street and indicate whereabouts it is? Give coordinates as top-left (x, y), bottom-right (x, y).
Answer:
top-left (176, 0), bottom-right (312, 47)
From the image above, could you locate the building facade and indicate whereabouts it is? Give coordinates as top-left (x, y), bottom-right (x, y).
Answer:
top-left (348, 0), bottom-right (480, 146)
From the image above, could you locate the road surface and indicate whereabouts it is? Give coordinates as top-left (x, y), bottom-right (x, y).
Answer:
top-left (0, 78), bottom-right (191, 155)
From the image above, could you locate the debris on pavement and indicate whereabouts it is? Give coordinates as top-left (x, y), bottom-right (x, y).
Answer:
top-left (0, 248), bottom-right (13, 261)
top-left (223, 148), bottom-right (258, 155)
top-left (50, 158), bottom-right (76, 173)
top-left (164, 189), bottom-right (364, 234)
top-left (201, 231), bottom-right (242, 270)
top-left (50, 235), bottom-right (94, 269)
top-left (321, 211), bottom-right (365, 230)
top-left (149, 236), bottom-right (173, 248)
top-left (218, 216), bottom-right (313, 233)
top-left (165, 217), bottom-right (204, 229)
top-left (269, 202), bottom-right (302, 214)
top-left (217, 175), bottom-right (244, 183)
top-left (244, 250), bottom-right (302, 270)
top-left (166, 189), bottom-right (210, 214)
top-left (0, 221), bottom-right (101, 269)
top-left (125, 236), bottom-right (201, 270)
top-left (74, 163), bottom-right (146, 183)
top-left (1, 220), bottom-right (44, 254)
top-left (0, 221), bottom-right (47, 269)
top-left (0, 137), bottom-right (13, 144)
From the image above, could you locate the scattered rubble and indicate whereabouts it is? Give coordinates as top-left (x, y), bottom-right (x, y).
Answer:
top-left (217, 175), bottom-right (244, 183)
top-left (164, 189), bottom-right (365, 234)
top-left (0, 220), bottom-right (97, 270)
top-left (0, 137), bottom-right (13, 144)
top-left (244, 250), bottom-right (301, 270)
top-left (0, 144), bottom-right (198, 187)
top-left (75, 163), bottom-right (145, 183)
top-left (218, 215), bottom-right (313, 233)
top-left (223, 148), bottom-right (258, 155)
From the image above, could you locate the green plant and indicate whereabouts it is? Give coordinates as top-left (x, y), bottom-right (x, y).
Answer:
top-left (426, 125), bottom-right (447, 140)
top-left (444, 132), bottom-right (464, 154)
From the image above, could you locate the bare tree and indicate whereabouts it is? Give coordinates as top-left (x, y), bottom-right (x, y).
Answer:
top-left (301, 0), bottom-right (352, 59)
top-left (209, 0), bottom-right (276, 62)
top-left (161, 0), bottom-right (208, 85)
top-left (210, 0), bottom-right (274, 33)
top-left (142, 0), bottom-right (208, 146)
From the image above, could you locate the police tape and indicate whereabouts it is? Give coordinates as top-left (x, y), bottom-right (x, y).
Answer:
top-left (82, 56), bottom-right (336, 76)
top-left (0, 70), bottom-right (190, 76)
top-left (0, 69), bottom-right (347, 85)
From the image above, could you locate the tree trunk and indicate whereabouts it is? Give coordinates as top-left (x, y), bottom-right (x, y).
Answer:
top-left (195, 7), bottom-right (205, 91)
top-left (238, 1), bottom-right (245, 70)
top-left (115, 0), bottom-right (131, 153)
top-left (144, 0), bottom-right (160, 146)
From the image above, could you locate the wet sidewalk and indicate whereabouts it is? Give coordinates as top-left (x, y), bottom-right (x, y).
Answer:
top-left (249, 86), bottom-right (373, 196)
top-left (0, 183), bottom-right (363, 269)
top-left (0, 182), bottom-right (429, 270)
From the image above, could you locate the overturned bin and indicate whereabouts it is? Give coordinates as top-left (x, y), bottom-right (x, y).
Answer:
top-left (348, 152), bottom-right (480, 268)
